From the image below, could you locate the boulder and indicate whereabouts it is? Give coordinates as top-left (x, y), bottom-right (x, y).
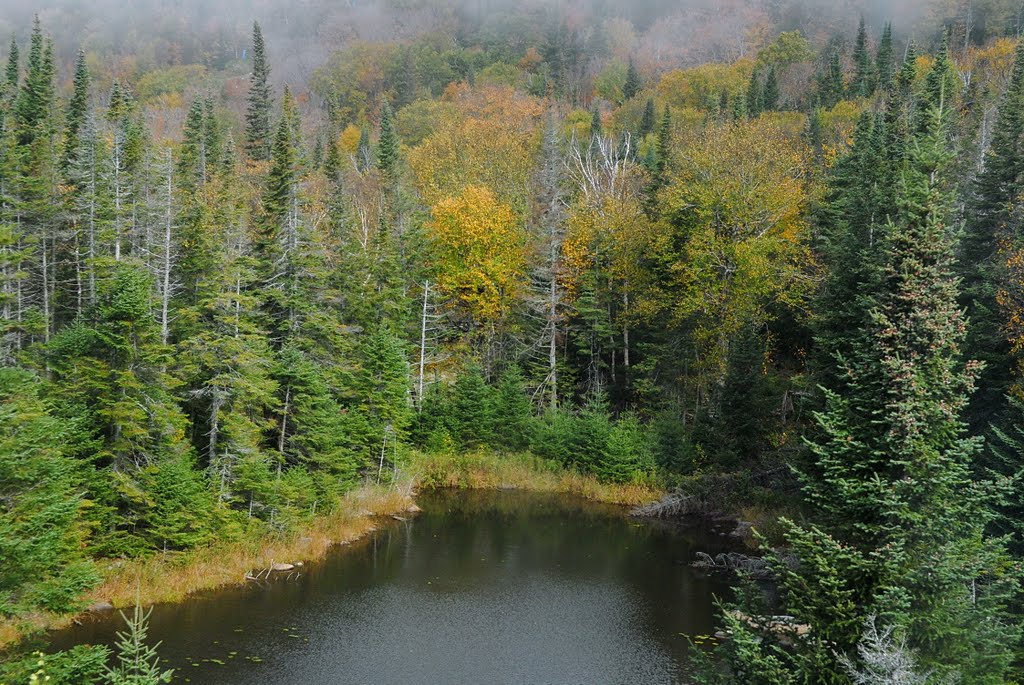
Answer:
top-left (270, 562), bottom-right (295, 572)
top-left (87, 601), bottom-right (115, 613)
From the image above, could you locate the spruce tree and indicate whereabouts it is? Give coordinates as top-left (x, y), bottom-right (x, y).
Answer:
top-left (703, 76), bottom-right (1019, 685)
top-left (376, 100), bottom-right (399, 181)
top-left (850, 17), bottom-right (873, 97)
top-left (4, 35), bottom-right (17, 96)
top-left (638, 97), bottom-right (655, 137)
top-left (622, 57), bottom-right (640, 100)
top-left (103, 604), bottom-right (173, 685)
top-left (0, 368), bottom-right (97, 616)
top-left (817, 49), bottom-right (844, 108)
top-left (244, 21), bottom-right (272, 161)
top-left (746, 69), bottom-right (762, 117)
top-left (875, 22), bottom-right (894, 91)
top-left (762, 66), bottom-right (780, 110)
top-left (62, 49), bottom-right (89, 172)
top-left (960, 39), bottom-right (1024, 425)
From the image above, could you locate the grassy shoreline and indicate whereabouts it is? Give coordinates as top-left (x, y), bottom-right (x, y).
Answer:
top-left (0, 450), bottom-right (662, 651)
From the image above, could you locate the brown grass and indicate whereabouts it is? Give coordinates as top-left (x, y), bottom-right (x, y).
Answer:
top-left (0, 483), bottom-right (415, 651)
top-left (0, 450), bottom-right (662, 651)
top-left (409, 450), bottom-right (663, 507)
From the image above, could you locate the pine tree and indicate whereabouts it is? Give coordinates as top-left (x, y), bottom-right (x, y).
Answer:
top-left (244, 21), bottom-right (272, 161)
top-left (762, 67), bottom-right (780, 110)
top-left (102, 604), bottom-right (173, 685)
top-left (376, 100), bottom-right (399, 181)
top-left (875, 23), bottom-right (895, 92)
top-left (704, 84), bottom-right (1020, 685)
top-left (746, 69), bottom-right (762, 117)
top-left (0, 368), bottom-right (97, 616)
top-left (62, 49), bottom-right (89, 172)
top-left (851, 17), bottom-right (873, 97)
top-left (4, 35), bottom-right (17, 97)
top-left (960, 39), bottom-right (1024, 425)
top-left (638, 97), bottom-right (655, 137)
top-left (622, 57), bottom-right (640, 100)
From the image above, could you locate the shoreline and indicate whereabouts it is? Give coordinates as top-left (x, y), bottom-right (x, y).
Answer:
top-left (0, 450), bottom-right (662, 653)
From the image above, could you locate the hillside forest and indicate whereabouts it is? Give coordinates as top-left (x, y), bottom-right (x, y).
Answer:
top-left (2, 0), bottom-right (1024, 682)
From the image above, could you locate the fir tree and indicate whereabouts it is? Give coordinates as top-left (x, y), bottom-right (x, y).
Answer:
top-left (376, 100), bottom-right (399, 181)
top-left (638, 97), bottom-right (655, 137)
top-left (4, 35), bottom-right (17, 96)
top-left (851, 17), bottom-right (873, 97)
top-left (245, 21), bottom-right (272, 161)
top-left (62, 49), bottom-right (89, 172)
top-left (0, 368), bottom-right (97, 616)
top-left (746, 69), bottom-right (763, 117)
top-left (102, 604), bottom-right (173, 685)
top-left (817, 48), bottom-right (844, 108)
top-left (875, 23), bottom-right (895, 92)
top-left (960, 39), bottom-right (1024, 425)
top-left (622, 57), bottom-right (640, 100)
top-left (703, 87), bottom-right (1020, 685)
top-left (493, 365), bottom-right (533, 451)
top-left (762, 66), bottom-right (780, 111)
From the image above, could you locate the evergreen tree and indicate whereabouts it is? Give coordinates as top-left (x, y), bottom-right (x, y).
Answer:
top-left (762, 67), bottom-right (780, 111)
top-left (62, 49), bottom-right (89, 172)
top-left (622, 58), bottom-right (640, 100)
top-left (961, 38), bottom-right (1024, 425)
top-left (493, 365), bottom-right (533, 451)
top-left (14, 17), bottom-right (52, 145)
top-left (850, 17), bottom-right (873, 97)
top-left (449, 364), bottom-right (495, 448)
top-left (638, 97), bottom-right (655, 137)
top-left (245, 21), bottom-right (272, 161)
top-left (0, 368), bottom-right (97, 616)
top-left (102, 605), bottom-right (173, 685)
top-left (376, 100), bottom-right (399, 181)
top-left (704, 88), bottom-right (1019, 685)
top-left (4, 35), bottom-right (17, 96)
top-left (875, 23), bottom-right (895, 92)
top-left (47, 265), bottom-right (216, 555)
top-left (746, 69), bottom-right (763, 117)
top-left (817, 48), bottom-right (844, 108)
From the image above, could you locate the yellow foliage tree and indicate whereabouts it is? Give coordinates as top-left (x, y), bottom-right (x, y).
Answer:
top-left (408, 85), bottom-right (543, 215)
top-left (653, 118), bottom-right (814, 388)
top-left (428, 185), bottom-right (527, 330)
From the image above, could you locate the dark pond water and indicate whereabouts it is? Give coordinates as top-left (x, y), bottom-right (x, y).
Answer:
top-left (49, 489), bottom-right (736, 684)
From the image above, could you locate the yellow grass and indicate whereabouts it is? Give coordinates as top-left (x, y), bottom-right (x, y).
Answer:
top-left (0, 483), bottom-right (415, 651)
top-left (409, 449), bottom-right (664, 507)
top-left (0, 450), bottom-right (662, 651)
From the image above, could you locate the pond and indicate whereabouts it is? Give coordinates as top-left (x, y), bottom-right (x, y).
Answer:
top-left (49, 489), bottom-right (737, 684)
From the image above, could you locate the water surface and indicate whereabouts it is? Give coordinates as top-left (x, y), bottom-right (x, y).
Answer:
top-left (50, 489), bottom-right (736, 684)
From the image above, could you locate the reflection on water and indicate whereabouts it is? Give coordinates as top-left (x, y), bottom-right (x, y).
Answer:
top-left (48, 488), bottom-right (736, 684)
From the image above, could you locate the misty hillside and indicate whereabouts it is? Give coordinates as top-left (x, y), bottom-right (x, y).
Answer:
top-left (1, 0), bottom-right (1024, 683)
